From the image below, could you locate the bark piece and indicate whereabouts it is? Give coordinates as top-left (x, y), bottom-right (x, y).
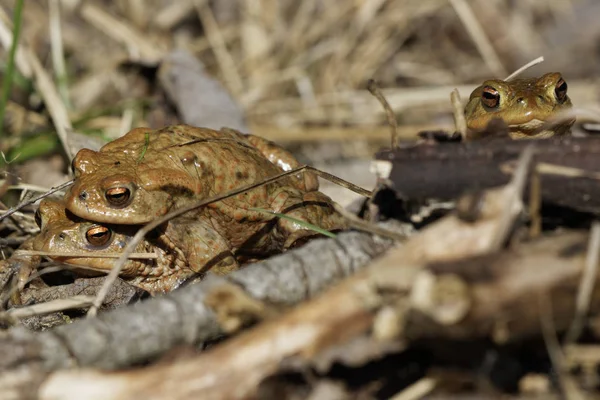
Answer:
top-left (374, 136), bottom-right (600, 214)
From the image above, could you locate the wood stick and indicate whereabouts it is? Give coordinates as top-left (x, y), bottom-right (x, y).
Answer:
top-left (374, 136), bottom-right (600, 215)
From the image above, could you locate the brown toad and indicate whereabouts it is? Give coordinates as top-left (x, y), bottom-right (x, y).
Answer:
top-left (65, 125), bottom-right (346, 251)
top-left (1, 198), bottom-right (240, 294)
top-left (464, 72), bottom-right (574, 139)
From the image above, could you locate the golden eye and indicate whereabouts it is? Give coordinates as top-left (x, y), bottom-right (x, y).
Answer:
top-left (481, 86), bottom-right (500, 108)
top-left (105, 187), bottom-right (131, 207)
top-left (85, 225), bottom-right (112, 247)
top-left (555, 78), bottom-right (568, 103)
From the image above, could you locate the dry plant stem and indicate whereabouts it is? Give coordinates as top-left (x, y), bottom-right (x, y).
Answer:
top-left (26, 48), bottom-right (74, 160)
top-left (154, 2), bottom-right (195, 29)
top-left (192, 0), bottom-right (244, 96)
top-left (450, 89), bottom-right (466, 138)
top-left (539, 295), bottom-right (586, 400)
top-left (489, 144), bottom-right (532, 250)
top-left (564, 221), bottom-right (600, 345)
top-left (3, 295), bottom-right (95, 320)
top-left (529, 165), bottom-right (542, 239)
top-left (367, 79), bottom-right (399, 149)
top-left (449, 0), bottom-right (507, 78)
top-left (308, 166), bottom-right (372, 198)
top-left (15, 250), bottom-right (157, 260)
top-left (504, 56), bottom-right (545, 81)
top-left (88, 165), bottom-right (370, 317)
top-left (48, 0), bottom-right (70, 108)
top-left (78, 3), bottom-right (163, 62)
top-left (389, 377), bottom-right (438, 400)
top-left (332, 203), bottom-right (407, 241)
top-left (0, 179), bottom-right (74, 222)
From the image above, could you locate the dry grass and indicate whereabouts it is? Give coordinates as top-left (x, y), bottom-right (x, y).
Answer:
top-left (0, 0), bottom-right (597, 153)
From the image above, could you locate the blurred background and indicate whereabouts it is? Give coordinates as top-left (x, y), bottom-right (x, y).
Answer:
top-left (1, 0), bottom-right (599, 207)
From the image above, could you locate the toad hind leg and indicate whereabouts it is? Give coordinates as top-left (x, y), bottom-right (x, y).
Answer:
top-left (268, 189), bottom-right (349, 250)
top-left (177, 219), bottom-right (240, 276)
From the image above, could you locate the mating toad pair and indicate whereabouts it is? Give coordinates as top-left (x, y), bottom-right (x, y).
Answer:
top-left (9, 125), bottom-right (347, 294)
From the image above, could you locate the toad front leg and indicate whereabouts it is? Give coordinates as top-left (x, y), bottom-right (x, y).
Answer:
top-left (0, 238), bottom-right (42, 306)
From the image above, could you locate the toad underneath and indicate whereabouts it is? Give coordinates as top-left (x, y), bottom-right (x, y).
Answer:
top-left (9, 198), bottom-right (239, 294)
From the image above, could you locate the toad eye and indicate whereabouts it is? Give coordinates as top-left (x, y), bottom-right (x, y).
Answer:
top-left (481, 86), bottom-right (500, 108)
top-left (555, 78), bottom-right (568, 103)
top-left (85, 225), bottom-right (112, 247)
top-left (105, 187), bottom-right (131, 207)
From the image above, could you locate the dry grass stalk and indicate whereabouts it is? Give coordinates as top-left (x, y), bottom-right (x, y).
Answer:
top-left (367, 79), bottom-right (399, 148)
top-left (193, 0), bottom-right (244, 95)
top-left (449, 0), bottom-right (507, 77)
top-left (2, 295), bottom-right (95, 320)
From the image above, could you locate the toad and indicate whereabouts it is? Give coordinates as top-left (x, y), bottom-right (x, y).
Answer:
top-left (2, 198), bottom-right (240, 294)
top-left (65, 125), bottom-right (346, 250)
top-left (464, 72), bottom-right (574, 139)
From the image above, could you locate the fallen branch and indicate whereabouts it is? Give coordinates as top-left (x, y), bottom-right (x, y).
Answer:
top-left (0, 227), bottom-right (394, 376)
top-left (374, 136), bottom-right (600, 214)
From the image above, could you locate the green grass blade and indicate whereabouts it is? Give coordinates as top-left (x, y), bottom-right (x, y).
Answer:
top-left (0, 0), bottom-right (25, 140)
top-left (137, 132), bottom-right (150, 162)
top-left (249, 207), bottom-right (337, 238)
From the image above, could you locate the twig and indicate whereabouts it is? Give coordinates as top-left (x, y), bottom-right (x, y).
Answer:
top-left (0, 179), bottom-right (74, 222)
top-left (504, 56), bottom-right (545, 81)
top-left (539, 294), bottom-right (586, 400)
top-left (1, 295), bottom-right (95, 320)
top-left (529, 164), bottom-right (542, 239)
top-left (389, 377), bottom-right (438, 400)
top-left (489, 143), bottom-right (534, 250)
top-left (15, 250), bottom-right (157, 260)
top-left (564, 221), bottom-right (600, 345)
top-left (332, 203), bottom-right (408, 241)
top-left (449, 0), bottom-right (507, 78)
top-left (450, 88), bottom-right (466, 138)
top-left (307, 166), bottom-right (372, 198)
top-left (367, 79), bottom-right (399, 148)
top-left (78, 3), bottom-right (163, 62)
top-left (26, 48), bottom-right (74, 160)
top-left (192, 0), bottom-right (244, 96)
top-left (48, 0), bottom-right (71, 109)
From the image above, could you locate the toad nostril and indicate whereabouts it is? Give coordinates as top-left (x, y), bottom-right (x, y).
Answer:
top-left (517, 97), bottom-right (525, 104)
top-left (79, 191), bottom-right (88, 201)
top-left (58, 233), bottom-right (66, 240)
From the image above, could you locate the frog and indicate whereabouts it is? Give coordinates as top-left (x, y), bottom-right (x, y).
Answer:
top-left (464, 72), bottom-right (575, 139)
top-left (6, 198), bottom-right (240, 295)
top-left (64, 124), bottom-right (346, 251)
